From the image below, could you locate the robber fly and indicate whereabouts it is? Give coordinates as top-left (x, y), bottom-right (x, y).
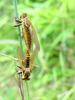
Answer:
top-left (17, 47), bottom-right (31, 80)
top-left (14, 13), bottom-right (40, 51)
top-left (15, 13), bottom-right (32, 51)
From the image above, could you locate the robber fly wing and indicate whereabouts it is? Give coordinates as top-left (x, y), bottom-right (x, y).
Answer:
top-left (17, 46), bottom-right (24, 65)
top-left (16, 73), bottom-right (24, 100)
top-left (30, 23), bottom-right (40, 52)
top-left (30, 49), bottom-right (38, 71)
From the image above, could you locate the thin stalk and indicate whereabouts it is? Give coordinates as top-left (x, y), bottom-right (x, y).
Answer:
top-left (25, 81), bottom-right (30, 100)
top-left (13, 0), bottom-right (24, 100)
top-left (0, 52), bottom-right (18, 61)
top-left (13, 0), bottom-right (23, 55)
top-left (13, 0), bottom-right (30, 100)
top-left (18, 74), bottom-right (24, 100)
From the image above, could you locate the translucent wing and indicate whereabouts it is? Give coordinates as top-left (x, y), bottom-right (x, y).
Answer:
top-left (17, 46), bottom-right (26, 75)
top-left (16, 47), bottom-right (25, 98)
top-left (30, 23), bottom-right (40, 52)
top-left (29, 22), bottom-right (40, 70)
top-left (17, 46), bottom-right (23, 65)
top-left (16, 73), bottom-right (25, 100)
top-left (30, 49), bottom-right (36, 70)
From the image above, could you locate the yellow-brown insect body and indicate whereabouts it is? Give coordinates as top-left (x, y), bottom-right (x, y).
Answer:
top-left (21, 49), bottom-right (31, 80)
top-left (21, 13), bottom-right (32, 50)
top-left (24, 49), bottom-right (30, 68)
top-left (23, 26), bottom-right (32, 50)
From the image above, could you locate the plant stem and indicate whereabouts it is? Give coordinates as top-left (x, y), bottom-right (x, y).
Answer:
top-left (13, 0), bottom-right (24, 100)
top-left (25, 81), bottom-right (30, 100)
top-left (13, 0), bottom-right (23, 56)
top-left (13, 0), bottom-right (30, 100)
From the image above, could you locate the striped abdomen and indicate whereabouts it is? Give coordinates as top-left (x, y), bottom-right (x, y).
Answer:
top-left (25, 50), bottom-right (30, 68)
top-left (23, 26), bottom-right (32, 50)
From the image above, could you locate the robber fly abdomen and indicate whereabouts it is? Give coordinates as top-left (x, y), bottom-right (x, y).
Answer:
top-left (23, 26), bottom-right (32, 50)
top-left (24, 49), bottom-right (30, 68)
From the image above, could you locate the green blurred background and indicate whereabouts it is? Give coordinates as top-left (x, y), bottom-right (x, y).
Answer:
top-left (0, 0), bottom-right (75, 100)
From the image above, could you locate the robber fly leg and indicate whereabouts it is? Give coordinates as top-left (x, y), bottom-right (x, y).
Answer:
top-left (15, 17), bottom-right (21, 23)
top-left (14, 17), bottom-right (22, 27)
top-left (16, 66), bottom-right (22, 74)
top-left (17, 65), bottom-right (22, 69)
top-left (14, 23), bottom-right (22, 27)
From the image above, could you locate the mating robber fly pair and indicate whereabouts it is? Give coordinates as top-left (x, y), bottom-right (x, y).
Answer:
top-left (14, 13), bottom-right (40, 80)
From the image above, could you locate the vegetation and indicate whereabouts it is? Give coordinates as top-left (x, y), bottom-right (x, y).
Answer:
top-left (0, 0), bottom-right (75, 100)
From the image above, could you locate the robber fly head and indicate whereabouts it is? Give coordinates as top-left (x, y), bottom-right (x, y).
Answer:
top-left (20, 13), bottom-right (27, 19)
top-left (22, 68), bottom-right (30, 80)
top-left (20, 13), bottom-right (30, 28)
